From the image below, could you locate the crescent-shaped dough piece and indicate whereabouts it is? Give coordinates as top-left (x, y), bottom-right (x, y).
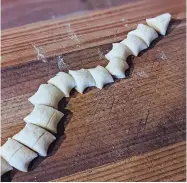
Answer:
top-left (48, 72), bottom-right (75, 97)
top-left (121, 34), bottom-right (148, 56)
top-left (105, 43), bottom-right (132, 61)
top-left (13, 124), bottom-right (56, 156)
top-left (0, 138), bottom-right (38, 172)
top-left (1, 157), bottom-right (13, 176)
top-left (88, 66), bottom-right (114, 89)
top-left (24, 105), bottom-right (64, 133)
top-left (128, 24), bottom-right (158, 46)
top-left (69, 69), bottom-right (96, 93)
top-left (105, 58), bottom-right (129, 78)
top-left (146, 13), bottom-right (171, 35)
top-left (28, 84), bottom-right (64, 109)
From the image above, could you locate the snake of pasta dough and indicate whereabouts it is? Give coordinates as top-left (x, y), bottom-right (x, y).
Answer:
top-left (105, 58), bottom-right (129, 78)
top-left (28, 84), bottom-right (64, 109)
top-left (146, 13), bottom-right (171, 35)
top-left (0, 138), bottom-right (37, 172)
top-left (13, 124), bottom-right (56, 156)
top-left (88, 66), bottom-right (114, 89)
top-left (24, 105), bottom-right (64, 133)
top-left (69, 69), bottom-right (96, 94)
top-left (48, 72), bottom-right (76, 97)
top-left (128, 24), bottom-right (158, 46)
top-left (105, 43), bottom-right (132, 61)
top-left (1, 157), bottom-right (13, 176)
top-left (1, 13), bottom-right (171, 175)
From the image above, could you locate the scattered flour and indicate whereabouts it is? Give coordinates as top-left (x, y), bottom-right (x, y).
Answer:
top-left (33, 45), bottom-right (47, 62)
top-left (156, 50), bottom-right (168, 60)
top-left (136, 70), bottom-right (149, 78)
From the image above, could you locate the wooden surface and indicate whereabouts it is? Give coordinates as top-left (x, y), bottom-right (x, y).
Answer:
top-left (1, 0), bottom-right (186, 182)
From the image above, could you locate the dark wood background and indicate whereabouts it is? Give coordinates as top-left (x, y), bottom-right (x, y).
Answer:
top-left (1, 0), bottom-right (186, 182)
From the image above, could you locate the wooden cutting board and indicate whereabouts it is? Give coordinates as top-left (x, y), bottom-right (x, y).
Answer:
top-left (1, 0), bottom-right (186, 181)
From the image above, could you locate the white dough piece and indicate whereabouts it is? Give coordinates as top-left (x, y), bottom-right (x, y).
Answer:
top-left (146, 13), bottom-right (171, 35)
top-left (88, 66), bottom-right (114, 89)
top-left (24, 105), bottom-right (64, 133)
top-left (1, 157), bottom-right (13, 176)
top-left (0, 138), bottom-right (37, 172)
top-left (128, 24), bottom-right (158, 46)
top-left (28, 84), bottom-right (64, 109)
top-left (13, 124), bottom-right (56, 156)
top-left (105, 58), bottom-right (129, 78)
top-left (69, 69), bottom-right (96, 93)
top-left (105, 43), bottom-right (132, 61)
top-left (121, 34), bottom-right (148, 56)
top-left (48, 72), bottom-right (75, 97)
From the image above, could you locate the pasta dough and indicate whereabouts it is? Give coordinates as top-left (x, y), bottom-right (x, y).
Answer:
top-left (69, 69), bottom-right (96, 93)
top-left (146, 13), bottom-right (171, 35)
top-left (24, 105), bottom-right (64, 133)
top-left (0, 138), bottom-right (37, 172)
top-left (128, 24), bottom-right (158, 46)
top-left (28, 84), bottom-right (64, 109)
top-left (13, 124), bottom-right (56, 157)
top-left (105, 43), bottom-right (132, 61)
top-left (1, 157), bottom-right (13, 176)
top-left (105, 58), bottom-right (129, 78)
top-left (88, 66), bottom-right (114, 89)
top-left (48, 72), bottom-right (75, 97)
top-left (121, 34), bottom-right (148, 56)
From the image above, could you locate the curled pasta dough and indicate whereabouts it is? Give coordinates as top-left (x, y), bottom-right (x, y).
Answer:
top-left (105, 43), bottom-right (132, 61)
top-left (88, 66), bottom-right (114, 89)
top-left (128, 24), bottom-right (158, 46)
top-left (1, 157), bottom-right (13, 176)
top-left (105, 58), bottom-right (129, 78)
top-left (146, 13), bottom-right (171, 35)
top-left (121, 34), bottom-right (148, 56)
top-left (13, 124), bottom-right (56, 156)
top-left (24, 105), bottom-right (64, 133)
top-left (69, 69), bottom-right (96, 94)
top-left (48, 72), bottom-right (75, 97)
top-left (0, 138), bottom-right (37, 172)
top-left (28, 84), bottom-right (64, 109)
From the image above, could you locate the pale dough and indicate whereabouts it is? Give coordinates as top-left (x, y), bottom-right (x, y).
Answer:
top-left (146, 13), bottom-right (171, 35)
top-left (48, 72), bottom-right (75, 97)
top-left (88, 66), bottom-right (114, 89)
top-left (105, 58), bottom-right (129, 78)
top-left (0, 138), bottom-right (38, 172)
top-left (128, 24), bottom-right (158, 46)
top-left (69, 69), bottom-right (96, 93)
top-left (121, 34), bottom-right (148, 56)
top-left (24, 105), bottom-right (64, 133)
top-left (28, 84), bottom-right (64, 109)
top-left (13, 124), bottom-right (56, 157)
top-left (1, 156), bottom-right (13, 176)
top-left (105, 43), bottom-right (132, 61)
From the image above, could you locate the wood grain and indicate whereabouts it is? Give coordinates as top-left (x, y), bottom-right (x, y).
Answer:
top-left (1, 0), bottom-right (185, 67)
top-left (1, 0), bottom-right (186, 182)
top-left (53, 141), bottom-right (186, 182)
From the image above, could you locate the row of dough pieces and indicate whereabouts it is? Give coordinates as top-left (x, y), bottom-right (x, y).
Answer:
top-left (1, 13), bottom-right (171, 175)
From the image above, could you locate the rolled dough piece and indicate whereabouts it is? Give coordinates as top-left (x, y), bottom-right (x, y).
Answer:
top-left (24, 105), bottom-right (64, 133)
top-left (121, 34), bottom-right (148, 56)
top-left (88, 66), bottom-right (114, 89)
top-left (28, 84), bottom-right (64, 109)
top-left (105, 58), bottom-right (129, 78)
top-left (146, 13), bottom-right (171, 35)
top-left (105, 43), bottom-right (132, 61)
top-left (48, 72), bottom-right (75, 97)
top-left (1, 157), bottom-right (13, 176)
top-left (69, 69), bottom-right (96, 93)
top-left (0, 138), bottom-right (37, 172)
top-left (13, 124), bottom-right (56, 156)
top-left (128, 24), bottom-right (158, 46)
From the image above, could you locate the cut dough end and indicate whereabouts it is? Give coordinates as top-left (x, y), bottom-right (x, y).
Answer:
top-left (146, 13), bottom-right (171, 35)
